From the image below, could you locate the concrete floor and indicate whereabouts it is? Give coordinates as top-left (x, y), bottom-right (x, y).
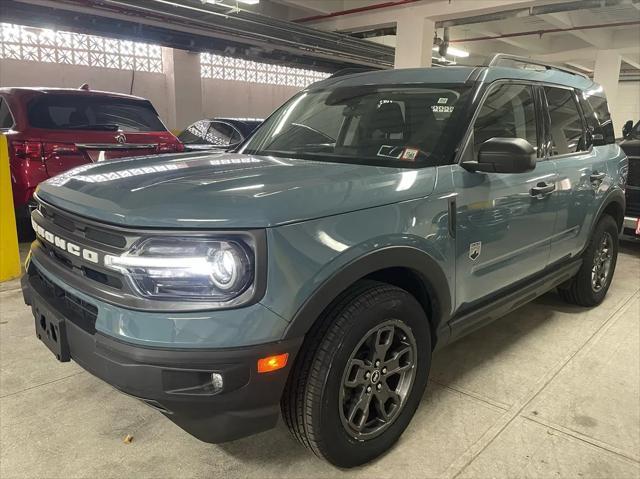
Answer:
top-left (1, 243), bottom-right (639, 479)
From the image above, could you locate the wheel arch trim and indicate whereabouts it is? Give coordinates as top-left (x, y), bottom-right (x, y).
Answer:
top-left (282, 246), bottom-right (452, 344)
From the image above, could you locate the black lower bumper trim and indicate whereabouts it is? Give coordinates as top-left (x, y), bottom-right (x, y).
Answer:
top-left (21, 271), bottom-right (303, 444)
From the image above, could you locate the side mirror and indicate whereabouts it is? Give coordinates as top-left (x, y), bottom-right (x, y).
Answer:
top-left (622, 120), bottom-right (634, 138)
top-left (462, 137), bottom-right (536, 174)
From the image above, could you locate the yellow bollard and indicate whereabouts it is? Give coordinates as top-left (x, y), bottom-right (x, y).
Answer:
top-left (0, 134), bottom-right (21, 281)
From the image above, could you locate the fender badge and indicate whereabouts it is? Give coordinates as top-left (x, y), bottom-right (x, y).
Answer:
top-left (469, 241), bottom-right (482, 261)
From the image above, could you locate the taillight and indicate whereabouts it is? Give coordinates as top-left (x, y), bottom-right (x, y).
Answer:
top-left (10, 140), bottom-right (43, 162)
top-left (156, 142), bottom-right (184, 153)
top-left (10, 141), bottom-right (78, 162)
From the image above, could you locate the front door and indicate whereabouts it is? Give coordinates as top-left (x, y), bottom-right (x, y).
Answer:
top-left (453, 82), bottom-right (557, 312)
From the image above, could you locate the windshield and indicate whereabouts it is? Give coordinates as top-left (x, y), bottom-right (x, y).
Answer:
top-left (242, 85), bottom-right (470, 166)
top-left (28, 95), bottom-right (166, 132)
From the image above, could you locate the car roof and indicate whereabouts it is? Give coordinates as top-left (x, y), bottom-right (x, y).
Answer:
top-left (308, 65), bottom-right (598, 94)
top-left (0, 86), bottom-right (149, 101)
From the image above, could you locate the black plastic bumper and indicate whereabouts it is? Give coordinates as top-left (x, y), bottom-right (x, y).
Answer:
top-left (21, 271), bottom-right (302, 444)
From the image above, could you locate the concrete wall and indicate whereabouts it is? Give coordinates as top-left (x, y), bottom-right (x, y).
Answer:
top-left (0, 56), bottom-right (301, 130)
top-left (0, 58), bottom-right (171, 124)
top-left (201, 78), bottom-right (299, 119)
top-left (612, 82), bottom-right (640, 135)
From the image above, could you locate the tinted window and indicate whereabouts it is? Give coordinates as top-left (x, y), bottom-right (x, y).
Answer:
top-left (208, 122), bottom-right (237, 146)
top-left (243, 86), bottom-right (470, 167)
top-left (27, 95), bottom-right (166, 132)
top-left (0, 98), bottom-right (14, 129)
top-left (179, 120), bottom-right (211, 144)
top-left (582, 93), bottom-right (615, 144)
top-left (544, 87), bottom-right (585, 155)
top-left (473, 84), bottom-right (537, 153)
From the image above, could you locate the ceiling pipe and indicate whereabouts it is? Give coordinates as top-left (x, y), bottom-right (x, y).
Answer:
top-left (294, 0), bottom-right (421, 24)
top-left (295, 0), bottom-right (629, 28)
top-left (451, 19), bottom-right (640, 43)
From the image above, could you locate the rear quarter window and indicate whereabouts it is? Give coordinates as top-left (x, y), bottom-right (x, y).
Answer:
top-left (581, 92), bottom-right (615, 145)
top-left (27, 95), bottom-right (166, 132)
top-left (0, 97), bottom-right (14, 129)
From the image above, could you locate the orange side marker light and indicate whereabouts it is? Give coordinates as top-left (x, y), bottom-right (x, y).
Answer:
top-left (257, 353), bottom-right (289, 373)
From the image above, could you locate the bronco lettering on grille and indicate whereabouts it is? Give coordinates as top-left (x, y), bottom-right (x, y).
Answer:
top-left (31, 218), bottom-right (100, 264)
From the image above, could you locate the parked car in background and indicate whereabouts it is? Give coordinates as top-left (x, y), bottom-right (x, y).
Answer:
top-left (0, 86), bottom-right (183, 230)
top-left (178, 118), bottom-right (262, 151)
top-left (619, 120), bottom-right (640, 239)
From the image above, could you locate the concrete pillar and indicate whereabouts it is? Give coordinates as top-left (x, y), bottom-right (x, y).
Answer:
top-left (394, 16), bottom-right (434, 69)
top-left (163, 47), bottom-right (203, 131)
top-left (593, 50), bottom-right (621, 113)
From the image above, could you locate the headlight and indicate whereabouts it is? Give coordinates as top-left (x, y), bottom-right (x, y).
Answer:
top-left (104, 237), bottom-right (254, 301)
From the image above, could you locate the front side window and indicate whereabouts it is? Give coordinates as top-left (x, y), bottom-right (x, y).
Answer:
top-left (544, 87), bottom-right (586, 155)
top-left (179, 120), bottom-right (211, 144)
top-left (0, 98), bottom-right (14, 129)
top-left (27, 95), bottom-right (166, 132)
top-left (473, 83), bottom-right (538, 154)
top-left (242, 85), bottom-right (471, 167)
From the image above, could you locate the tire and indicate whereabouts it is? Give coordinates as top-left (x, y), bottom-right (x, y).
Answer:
top-left (559, 215), bottom-right (619, 307)
top-left (281, 280), bottom-right (431, 468)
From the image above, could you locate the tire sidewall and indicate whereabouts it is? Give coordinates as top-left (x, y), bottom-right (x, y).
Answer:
top-left (583, 216), bottom-right (619, 303)
top-left (312, 288), bottom-right (431, 467)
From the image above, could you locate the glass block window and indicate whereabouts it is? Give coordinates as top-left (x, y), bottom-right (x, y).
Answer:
top-left (201, 52), bottom-right (330, 87)
top-left (0, 23), bottom-right (163, 73)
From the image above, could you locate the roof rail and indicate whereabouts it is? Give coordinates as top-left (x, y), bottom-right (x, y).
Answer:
top-left (328, 67), bottom-right (377, 78)
top-left (484, 53), bottom-right (589, 79)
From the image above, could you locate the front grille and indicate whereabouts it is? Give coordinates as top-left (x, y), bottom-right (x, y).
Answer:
top-left (39, 203), bottom-right (128, 250)
top-left (30, 263), bottom-right (98, 335)
top-left (628, 157), bottom-right (640, 187)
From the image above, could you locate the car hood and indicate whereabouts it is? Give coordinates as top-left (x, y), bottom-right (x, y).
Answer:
top-left (36, 152), bottom-right (437, 228)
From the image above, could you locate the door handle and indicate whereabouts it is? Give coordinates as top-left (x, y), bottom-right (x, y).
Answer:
top-left (590, 171), bottom-right (606, 183)
top-left (530, 182), bottom-right (555, 197)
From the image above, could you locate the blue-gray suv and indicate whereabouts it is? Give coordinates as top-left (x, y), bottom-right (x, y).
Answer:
top-left (21, 54), bottom-right (628, 468)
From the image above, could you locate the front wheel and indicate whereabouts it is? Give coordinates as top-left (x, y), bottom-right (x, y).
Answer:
top-left (559, 215), bottom-right (619, 307)
top-left (281, 281), bottom-right (431, 468)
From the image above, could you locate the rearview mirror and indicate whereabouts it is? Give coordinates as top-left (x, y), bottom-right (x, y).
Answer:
top-left (462, 137), bottom-right (536, 174)
top-left (623, 120), bottom-right (634, 138)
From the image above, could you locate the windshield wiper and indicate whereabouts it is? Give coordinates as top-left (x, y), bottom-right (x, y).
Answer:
top-left (65, 123), bottom-right (120, 131)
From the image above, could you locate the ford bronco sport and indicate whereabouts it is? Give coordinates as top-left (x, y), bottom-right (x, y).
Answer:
top-left (21, 54), bottom-right (627, 468)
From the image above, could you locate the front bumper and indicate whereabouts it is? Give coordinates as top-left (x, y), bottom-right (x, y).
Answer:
top-left (622, 215), bottom-right (640, 241)
top-left (21, 264), bottom-right (302, 444)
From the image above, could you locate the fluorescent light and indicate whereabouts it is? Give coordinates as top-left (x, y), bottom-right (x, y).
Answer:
top-left (237, 0), bottom-right (259, 4)
top-left (432, 46), bottom-right (469, 58)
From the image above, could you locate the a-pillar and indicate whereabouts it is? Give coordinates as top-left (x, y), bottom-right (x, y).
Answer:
top-left (394, 15), bottom-right (435, 69)
top-left (593, 50), bottom-right (621, 114)
top-left (163, 47), bottom-right (203, 132)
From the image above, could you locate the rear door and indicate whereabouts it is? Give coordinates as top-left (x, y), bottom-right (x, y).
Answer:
top-left (454, 82), bottom-right (557, 312)
top-left (542, 86), bottom-right (606, 262)
top-left (26, 94), bottom-right (173, 176)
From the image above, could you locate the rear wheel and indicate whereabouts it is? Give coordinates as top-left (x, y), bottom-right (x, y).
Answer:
top-left (559, 215), bottom-right (619, 307)
top-left (281, 281), bottom-right (431, 468)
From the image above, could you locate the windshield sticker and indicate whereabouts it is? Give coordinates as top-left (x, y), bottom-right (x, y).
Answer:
top-left (431, 105), bottom-right (455, 113)
top-left (377, 145), bottom-right (404, 159)
top-left (437, 97), bottom-right (449, 104)
top-left (400, 148), bottom-right (419, 161)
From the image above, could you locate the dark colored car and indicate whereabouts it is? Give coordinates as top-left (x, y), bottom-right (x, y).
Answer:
top-left (177, 118), bottom-right (262, 151)
top-left (619, 120), bottom-right (640, 239)
top-left (0, 86), bottom-right (183, 227)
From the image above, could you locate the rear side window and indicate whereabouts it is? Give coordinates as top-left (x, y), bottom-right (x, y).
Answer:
top-left (544, 87), bottom-right (586, 156)
top-left (473, 83), bottom-right (538, 154)
top-left (27, 95), bottom-right (166, 132)
top-left (581, 93), bottom-right (615, 145)
top-left (0, 98), bottom-right (14, 129)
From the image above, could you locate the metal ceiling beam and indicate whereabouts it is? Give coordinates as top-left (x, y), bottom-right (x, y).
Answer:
top-left (2, 0), bottom-right (394, 70)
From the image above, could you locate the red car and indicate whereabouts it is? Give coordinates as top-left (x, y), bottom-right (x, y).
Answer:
top-left (0, 86), bottom-right (183, 227)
